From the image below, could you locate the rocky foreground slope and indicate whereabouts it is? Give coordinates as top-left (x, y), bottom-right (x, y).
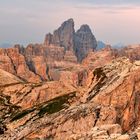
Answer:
top-left (0, 57), bottom-right (140, 140)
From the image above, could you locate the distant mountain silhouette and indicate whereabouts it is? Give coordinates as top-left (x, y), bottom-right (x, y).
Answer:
top-left (0, 43), bottom-right (12, 48)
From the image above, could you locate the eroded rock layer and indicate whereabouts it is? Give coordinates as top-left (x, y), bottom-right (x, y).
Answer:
top-left (0, 57), bottom-right (140, 139)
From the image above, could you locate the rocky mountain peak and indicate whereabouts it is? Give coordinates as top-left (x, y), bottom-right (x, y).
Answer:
top-left (44, 19), bottom-right (97, 62)
top-left (60, 18), bottom-right (74, 28)
top-left (44, 33), bottom-right (53, 46)
top-left (77, 24), bottom-right (92, 33)
top-left (54, 18), bottom-right (75, 36)
top-left (45, 18), bottom-right (75, 51)
top-left (74, 24), bottom-right (97, 62)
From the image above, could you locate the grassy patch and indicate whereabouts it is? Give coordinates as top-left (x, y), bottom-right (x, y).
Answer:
top-left (93, 67), bottom-right (106, 80)
top-left (11, 91), bottom-right (76, 121)
top-left (11, 108), bottom-right (35, 122)
top-left (38, 92), bottom-right (76, 116)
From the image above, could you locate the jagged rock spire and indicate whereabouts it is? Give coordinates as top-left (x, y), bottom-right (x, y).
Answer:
top-left (44, 19), bottom-right (97, 62)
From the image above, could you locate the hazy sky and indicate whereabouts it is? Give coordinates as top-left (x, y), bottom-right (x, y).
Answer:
top-left (0, 0), bottom-right (140, 46)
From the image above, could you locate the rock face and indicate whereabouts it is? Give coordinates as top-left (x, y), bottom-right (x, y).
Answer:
top-left (44, 19), bottom-right (97, 61)
top-left (0, 47), bottom-right (41, 83)
top-left (115, 44), bottom-right (140, 61)
top-left (74, 24), bottom-right (97, 61)
top-left (53, 18), bottom-right (75, 51)
top-left (64, 50), bottom-right (77, 62)
top-left (82, 45), bottom-right (115, 69)
top-left (44, 33), bottom-right (53, 46)
top-left (44, 18), bottom-right (75, 51)
top-left (83, 57), bottom-right (140, 132)
top-left (0, 68), bottom-right (23, 86)
top-left (0, 48), bottom-right (16, 74)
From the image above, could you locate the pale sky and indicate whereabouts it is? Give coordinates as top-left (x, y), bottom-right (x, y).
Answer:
top-left (0, 0), bottom-right (140, 46)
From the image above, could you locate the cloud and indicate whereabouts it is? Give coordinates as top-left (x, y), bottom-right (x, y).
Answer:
top-left (69, 0), bottom-right (140, 5)
top-left (0, 0), bottom-right (140, 46)
top-left (75, 5), bottom-right (140, 14)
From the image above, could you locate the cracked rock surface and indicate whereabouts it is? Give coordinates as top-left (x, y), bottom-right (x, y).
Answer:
top-left (0, 57), bottom-right (140, 139)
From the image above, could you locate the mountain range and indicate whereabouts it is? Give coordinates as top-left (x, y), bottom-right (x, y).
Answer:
top-left (0, 19), bottom-right (140, 139)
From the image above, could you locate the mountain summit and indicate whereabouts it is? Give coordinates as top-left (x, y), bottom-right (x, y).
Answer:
top-left (44, 19), bottom-right (97, 61)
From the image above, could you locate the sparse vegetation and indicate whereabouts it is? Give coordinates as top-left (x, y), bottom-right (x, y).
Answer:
top-left (11, 108), bottom-right (35, 122)
top-left (38, 92), bottom-right (76, 116)
top-left (11, 92), bottom-right (76, 121)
